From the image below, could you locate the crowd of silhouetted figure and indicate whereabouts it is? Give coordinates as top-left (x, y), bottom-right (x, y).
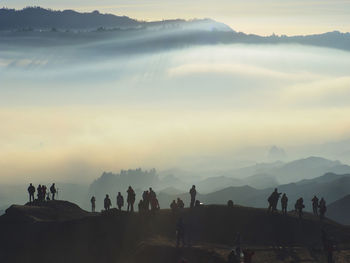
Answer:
top-left (25, 181), bottom-right (337, 263)
top-left (89, 185), bottom-right (328, 222)
top-left (267, 188), bottom-right (327, 220)
top-left (27, 183), bottom-right (57, 203)
top-left (91, 185), bottom-right (200, 214)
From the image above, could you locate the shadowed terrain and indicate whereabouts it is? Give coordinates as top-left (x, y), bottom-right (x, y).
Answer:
top-left (0, 200), bottom-right (349, 263)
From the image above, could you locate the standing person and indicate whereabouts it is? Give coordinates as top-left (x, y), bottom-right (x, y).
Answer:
top-left (138, 199), bottom-right (144, 213)
top-left (171, 200), bottom-right (178, 213)
top-left (142, 191), bottom-right (149, 210)
top-left (273, 188), bottom-right (281, 212)
top-left (177, 198), bottom-right (185, 210)
top-left (281, 193), bottom-right (288, 215)
top-left (117, 192), bottom-right (124, 211)
top-left (149, 187), bottom-right (156, 210)
top-left (295, 197), bottom-right (305, 219)
top-left (28, 183), bottom-right (35, 203)
top-left (312, 195), bottom-right (319, 216)
top-left (319, 197), bottom-right (327, 220)
top-left (127, 186), bottom-right (136, 212)
top-left (189, 185), bottom-right (197, 208)
top-left (50, 183), bottom-right (57, 200)
top-left (91, 196), bottom-right (96, 212)
top-left (37, 185), bottom-right (42, 201)
top-left (104, 194), bottom-right (111, 211)
top-left (267, 188), bottom-right (281, 213)
top-left (42, 185), bottom-right (47, 201)
top-left (176, 218), bottom-right (185, 247)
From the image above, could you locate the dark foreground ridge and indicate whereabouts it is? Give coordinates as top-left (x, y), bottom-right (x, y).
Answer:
top-left (0, 200), bottom-right (349, 263)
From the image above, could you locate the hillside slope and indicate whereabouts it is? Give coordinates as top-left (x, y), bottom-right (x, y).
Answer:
top-left (0, 201), bottom-right (349, 263)
top-left (327, 195), bottom-right (350, 225)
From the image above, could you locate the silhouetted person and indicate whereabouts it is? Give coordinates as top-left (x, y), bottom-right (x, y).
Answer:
top-left (176, 218), bottom-right (185, 247)
top-left (28, 183), bottom-right (35, 203)
top-left (242, 249), bottom-right (255, 263)
top-left (142, 190), bottom-right (149, 210)
top-left (42, 185), bottom-right (47, 201)
top-left (91, 196), bottom-right (96, 212)
top-left (149, 187), bottom-right (157, 211)
top-left (171, 200), bottom-right (178, 212)
top-left (267, 188), bottom-right (281, 213)
top-left (151, 197), bottom-right (160, 214)
top-left (227, 200), bottom-right (234, 208)
top-left (189, 185), bottom-right (196, 208)
top-left (37, 185), bottom-right (42, 201)
top-left (50, 183), bottom-right (56, 200)
top-left (117, 192), bottom-right (124, 211)
top-left (319, 197), bottom-right (327, 220)
top-left (149, 187), bottom-right (156, 199)
top-left (104, 194), bottom-right (111, 211)
top-left (312, 195), bottom-right (319, 216)
top-left (46, 192), bottom-right (50, 201)
top-left (177, 198), bottom-right (185, 209)
top-left (281, 193), bottom-right (288, 215)
top-left (127, 186), bottom-right (135, 212)
top-left (295, 197), bottom-right (305, 219)
top-left (138, 199), bottom-right (144, 212)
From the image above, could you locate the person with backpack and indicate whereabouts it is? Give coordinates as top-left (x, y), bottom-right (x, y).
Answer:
top-left (27, 183), bottom-right (35, 203)
top-left (117, 192), bottom-right (124, 211)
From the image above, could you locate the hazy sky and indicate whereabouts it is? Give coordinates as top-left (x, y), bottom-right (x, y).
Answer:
top-left (2, 0), bottom-right (350, 35)
top-left (1, 35), bottom-right (350, 183)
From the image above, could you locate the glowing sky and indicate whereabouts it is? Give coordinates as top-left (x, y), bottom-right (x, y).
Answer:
top-left (2, 0), bottom-right (350, 35)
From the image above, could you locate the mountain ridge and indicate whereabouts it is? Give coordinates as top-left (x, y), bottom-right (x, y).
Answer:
top-left (1, 7), bottom-right (350, 53)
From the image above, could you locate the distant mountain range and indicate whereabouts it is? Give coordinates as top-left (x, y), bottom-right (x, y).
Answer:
top-left (1, 7), bottom-right (350, 53)
top-left (87, 157), bottom-right (350, 222)
top-left (0, 7), bottom-right (231, 31)
top-left (0, 159), bottom-right (348, 224)
top-left (158, 172), bottom-right (350, 219)
top-left (227, 156), bottom-right (350, 184)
